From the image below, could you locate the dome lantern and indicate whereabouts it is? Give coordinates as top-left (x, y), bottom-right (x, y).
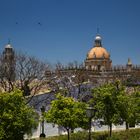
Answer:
top-left (94, 35), bottom-right (102, 47)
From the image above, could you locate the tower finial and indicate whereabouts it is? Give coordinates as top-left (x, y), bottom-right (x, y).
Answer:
top-left (8, 38), bottom-right (11, 44)
top-left (5, 38), bottom-right (13, 49)
top-left (97, 27), bottom-right (100, 35)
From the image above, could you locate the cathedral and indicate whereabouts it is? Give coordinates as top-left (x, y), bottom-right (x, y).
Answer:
top-left (1, 33), bottom-right (140, 88)
top-left (83, 33), bottom-right (140, 85)
top-left (52, 33), bottom-right (140, 86)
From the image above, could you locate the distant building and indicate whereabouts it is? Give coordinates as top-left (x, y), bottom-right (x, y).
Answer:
top-left (46, 33), bottom-right (140, 86)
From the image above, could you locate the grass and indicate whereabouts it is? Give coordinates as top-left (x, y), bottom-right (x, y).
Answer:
top-left (32, 128), bottom-right (140, 140)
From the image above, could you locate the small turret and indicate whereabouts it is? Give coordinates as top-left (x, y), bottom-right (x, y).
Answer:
top-left (126, 58), bottom-right (132, 72)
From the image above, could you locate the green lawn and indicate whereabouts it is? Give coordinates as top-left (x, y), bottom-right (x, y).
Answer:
top-left (32, 128), bottom-right (140, 140)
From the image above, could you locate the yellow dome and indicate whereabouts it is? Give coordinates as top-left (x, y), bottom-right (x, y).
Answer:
top-left (86, 34), bottom-right (110, 59)
top-left (87, 46), bottom-right (110, 59)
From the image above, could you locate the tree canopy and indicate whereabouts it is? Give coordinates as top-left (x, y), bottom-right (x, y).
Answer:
top-left (90, 81), bottom-right (140, 136)
top-left (0, 89), bottom-right (38, 140)
top-left (45, 93), bottom-right (88, 140)
top-left (90, 81), bottom-right (125, 136)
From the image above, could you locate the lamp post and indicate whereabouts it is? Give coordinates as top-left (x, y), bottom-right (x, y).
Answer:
top-left (40, 106), bottom-right (46, 138)
top-left (86, 106), bottom-right (95, 140)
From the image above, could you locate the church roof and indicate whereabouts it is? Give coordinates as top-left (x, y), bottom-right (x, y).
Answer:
top-left (87, 34), bottom-right (110, 59)
top-left (87, 47), bottom-right (110, 59)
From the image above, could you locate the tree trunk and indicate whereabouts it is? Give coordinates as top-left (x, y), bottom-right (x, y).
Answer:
top-left (126, 122), bottom-right (129, 130)
top-left (109, 123), bottom-right (112, 137)
top-left (67, 129), bottom-right (70, 140)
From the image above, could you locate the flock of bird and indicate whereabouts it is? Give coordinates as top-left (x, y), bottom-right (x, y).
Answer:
top-left (15, 22), bottom-right (42, 26)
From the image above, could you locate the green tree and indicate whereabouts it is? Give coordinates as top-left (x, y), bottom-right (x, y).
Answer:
top-left (45, 93), bottom-right (88, 140)
top-left (133, 90), bottom-right (140, 125)
top-left (91, 81), bottom-right (124, 137)
top-left (117, 88), bottom-right (140, 129)
top-left (117, 91), bottom-right (133, 129)
top-left (0, 89), bottom-right (38, 140)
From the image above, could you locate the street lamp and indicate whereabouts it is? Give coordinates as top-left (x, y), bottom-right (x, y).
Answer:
top-left (40, 106), bottom-right (46, 138)
top-left (86, 106), bottom-right (95, 140)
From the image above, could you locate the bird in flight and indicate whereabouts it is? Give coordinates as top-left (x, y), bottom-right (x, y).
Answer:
top-left (38, 22), bottom-right (42, 26)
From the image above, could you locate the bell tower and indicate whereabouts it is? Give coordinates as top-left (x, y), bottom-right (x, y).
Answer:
top-left (2, 41), bottom-right (15, 81)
